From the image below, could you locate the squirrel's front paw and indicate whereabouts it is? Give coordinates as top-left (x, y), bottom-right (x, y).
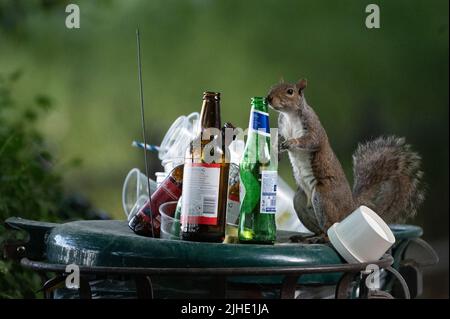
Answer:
top-left (280, 139), bottom-right (294, 151)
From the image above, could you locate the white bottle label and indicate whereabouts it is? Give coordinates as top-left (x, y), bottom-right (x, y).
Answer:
top-left (181, 163), bottom-right (221, 225)
top-left (226, 195), bottom-right (240, 225)
top-left (260, 170), bottom-right (277, 214)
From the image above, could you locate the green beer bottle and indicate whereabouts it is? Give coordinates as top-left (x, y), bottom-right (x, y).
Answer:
top-left (238, 97), bottom-right (277, 244)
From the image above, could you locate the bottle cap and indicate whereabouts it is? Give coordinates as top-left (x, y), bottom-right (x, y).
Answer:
top-left (203, 91), bottom-right (220, 100)
top-left (251, 96), bottom-right (266, 104)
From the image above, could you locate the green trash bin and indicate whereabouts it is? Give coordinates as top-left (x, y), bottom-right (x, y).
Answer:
top-left (3, 217), bottom-right (431, 299)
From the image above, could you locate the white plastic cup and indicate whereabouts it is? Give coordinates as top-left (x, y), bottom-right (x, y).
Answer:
top-left (327, 205), bottom-right (396, 263)
top-left (122, 168), bottom-right (158, 219)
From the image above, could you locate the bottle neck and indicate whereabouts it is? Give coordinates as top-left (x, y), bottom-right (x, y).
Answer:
top-left (199, 92), bottom-right (221, 131)
top-left (243, 98), bottom-right (272, 165)
top-left (251, 97), bottom-right (268, 113)
top-left (248, 97), bottom-right (270, 137)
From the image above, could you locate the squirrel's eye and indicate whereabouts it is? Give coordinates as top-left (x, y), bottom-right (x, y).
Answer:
top-left (287, 89), bottom-right (294, 95)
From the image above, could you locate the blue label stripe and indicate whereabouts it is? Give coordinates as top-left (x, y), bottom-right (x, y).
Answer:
top-left (251, 111), bottom-right (270, 134)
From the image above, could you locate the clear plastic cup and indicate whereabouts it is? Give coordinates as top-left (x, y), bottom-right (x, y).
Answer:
top-left (159, 201), bottom-right (181, 240)
top-left (158, 112), bottom-right (199, 164)
top-left (122, 168), bottom-right (158, 219)
top-left (127, 195), bottom-right (149, 222)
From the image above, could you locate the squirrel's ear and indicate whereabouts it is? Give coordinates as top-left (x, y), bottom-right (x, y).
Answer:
top-left (279, 77), bottom-right (285, 84)
top-left (296, 79), bottom-right (307, 92)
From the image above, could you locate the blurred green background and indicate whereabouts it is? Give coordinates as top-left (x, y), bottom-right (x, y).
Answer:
top-left (0, 0), bottom-right (448, 297)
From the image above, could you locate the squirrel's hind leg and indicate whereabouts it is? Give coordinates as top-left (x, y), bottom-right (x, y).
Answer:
top-left (293, 187), bottom-right (323, 235)
top-left (291, 187), bottom-right (339, 244)
top-left (290, 189), bottom-right (330, 244)
top-left (290, 188), bottom-right (329, 244)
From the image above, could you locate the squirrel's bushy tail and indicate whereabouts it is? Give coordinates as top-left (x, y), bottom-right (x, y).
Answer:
top-left (352, 136), bottom-right (424, 223)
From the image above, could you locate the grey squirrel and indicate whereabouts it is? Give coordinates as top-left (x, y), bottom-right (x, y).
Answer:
top-left (267, 78), bottom-right (424, 239)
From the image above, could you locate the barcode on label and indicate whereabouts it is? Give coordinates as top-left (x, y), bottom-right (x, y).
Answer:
top-left (202, 196), bottom-right (217, 215)
top-left (260, 171), bottom-right (277, 214)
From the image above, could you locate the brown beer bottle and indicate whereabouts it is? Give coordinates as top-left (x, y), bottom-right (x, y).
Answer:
top-left (181, 92), bottom-right (230, 242)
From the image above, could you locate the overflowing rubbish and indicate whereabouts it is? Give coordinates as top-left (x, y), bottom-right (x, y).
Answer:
top-left (125, 31), bottom-right (308, 245)
top-left (124, 90), bottom-right (314, 245)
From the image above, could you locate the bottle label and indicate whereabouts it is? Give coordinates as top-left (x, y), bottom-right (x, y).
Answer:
top-left (226, 193), bottom-right (240, 225)
top-left (150, 176), bottom-right (182, 237)
top-left (260, 170), bottom-right (277, 214)
top-left (181, 163), bottom-right (221, 225)
top-left (250, 110), bottom-right (270, 136)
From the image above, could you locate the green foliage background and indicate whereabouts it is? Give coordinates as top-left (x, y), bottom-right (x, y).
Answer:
top-left (0, 0), bottom-right (448, 297)
top-left (0, 71), bottom-right (62, 298)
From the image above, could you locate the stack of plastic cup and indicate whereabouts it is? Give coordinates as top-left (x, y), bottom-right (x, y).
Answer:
top-left (124, 112), bottom-right (199, 220)
top-left (158, 112), bottom-right (199, 173)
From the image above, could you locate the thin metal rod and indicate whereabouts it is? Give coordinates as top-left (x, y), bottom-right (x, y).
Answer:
top-left (136, 28), bottom-right (155, 238)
